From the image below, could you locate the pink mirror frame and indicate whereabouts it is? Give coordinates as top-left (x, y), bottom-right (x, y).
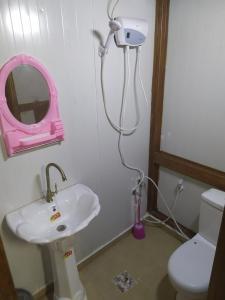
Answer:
top-left (0, 54), bottom-right (64, 156)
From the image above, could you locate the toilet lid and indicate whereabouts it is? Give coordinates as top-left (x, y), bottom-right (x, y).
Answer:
top-left (168, 234), bottom-right (216, 295)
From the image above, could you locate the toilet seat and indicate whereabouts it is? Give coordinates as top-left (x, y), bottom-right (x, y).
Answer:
top-left (168, 234), bottom-right (216, 297)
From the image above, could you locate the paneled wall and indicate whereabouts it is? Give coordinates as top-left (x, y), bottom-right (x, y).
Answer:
top-left (161, 0), bottom-right (225, 172)
top-left (158, 0), bottom-right (225, 231)
top-left (0, 0), bottom-right (155, 294)
top-left (158, 168), bottom-right (211, 231)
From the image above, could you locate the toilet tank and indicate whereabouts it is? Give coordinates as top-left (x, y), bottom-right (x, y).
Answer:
top-left (199, 188), bottom-right (225, 246)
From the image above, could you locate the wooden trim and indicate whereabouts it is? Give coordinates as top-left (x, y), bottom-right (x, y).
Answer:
top-left (0, 235), bottom-right (17, 299)
top-left (154, 151), bottom-right (225, 191)
top-left (5, 72), bottom-right (49, 124)
top-left (17, 100), bottom-right (49, 113)
top-left (148, 0), bottom-right (170, 211)
top-left (5, 73), bottom-right (21, 122)
top-left (18, 100), bottom-right (49, 123)
top-left (207, 209), bottom-right (225, 300)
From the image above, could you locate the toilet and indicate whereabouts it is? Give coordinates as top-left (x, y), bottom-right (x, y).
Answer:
top-left (168, 188), bottom-right (225, 300)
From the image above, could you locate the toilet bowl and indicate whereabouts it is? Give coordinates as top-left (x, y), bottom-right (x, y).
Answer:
top-left (168, 234), bottom-right (215, 300)
top-left (168, 188), bottom-right (225, 300)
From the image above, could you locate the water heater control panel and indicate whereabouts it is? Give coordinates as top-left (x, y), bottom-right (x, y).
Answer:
top-left (114, 17), bottom-right (148, 47)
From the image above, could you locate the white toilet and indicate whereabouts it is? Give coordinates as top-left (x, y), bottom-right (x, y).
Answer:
top-left (168, 188), bottom-right (225, 300)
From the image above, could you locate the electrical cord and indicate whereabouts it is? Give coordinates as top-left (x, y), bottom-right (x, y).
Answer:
top-left (102, 2), bottom-right (189, 240)
top-left (144, 176), bottom-right (189, 240)
top-left (107, 0), bottom-right (120, 20)
top-left (100, 47), bottom-right (149, 135)
top-left (165, 185), bottom-right (183, 223)
top-left (101, 55), bottom-right (142, 135)
top-left (146, 188), bottom-right (181, 225)
top-left (116, 49), bottom-right (188, 239)
top-left (134, 47), bottom-right (149, 128)
top-left (116, 48), bottom-right (188, 239)
top-left (118, 46), bottom-right (145, 189)
top-left (101, 46), bottom-right (189, 239)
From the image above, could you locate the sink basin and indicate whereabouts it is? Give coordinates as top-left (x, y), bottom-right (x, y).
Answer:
top-left (6, 184), bottom-right (100, 244)
top-left (7, 183), bottom-right (100, 300)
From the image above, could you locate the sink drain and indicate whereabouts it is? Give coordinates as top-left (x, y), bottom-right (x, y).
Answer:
top-left (57, 224), bottom-right (67, 232)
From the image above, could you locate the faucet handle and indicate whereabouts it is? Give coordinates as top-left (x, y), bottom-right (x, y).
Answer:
top-left (54, 183), bottom-right (58, 195)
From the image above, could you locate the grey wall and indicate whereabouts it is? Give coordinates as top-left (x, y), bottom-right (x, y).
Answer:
top-left (162, 0), bottom-right (225, 171)
top-left (0, 0), bottom-right (155, 294)
top-left (158, 168), bottom-right (211, 232)
top-left (13, 66), bottom-right (49, 103)
top-left (158, 0), bottom-right (224, 231)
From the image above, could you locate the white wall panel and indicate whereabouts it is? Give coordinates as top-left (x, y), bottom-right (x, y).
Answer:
top-left (158, 0), bottom-right (225, 233)
top-left (157, 168), bottom-right (211, 232)
top-left (161, 0), bottom-right (225, 171)
top-left (0, 0), bottom-right (155, 293)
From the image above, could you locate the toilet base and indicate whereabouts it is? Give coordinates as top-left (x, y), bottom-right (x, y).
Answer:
top-left (176, 292), bottom-right (206, 300)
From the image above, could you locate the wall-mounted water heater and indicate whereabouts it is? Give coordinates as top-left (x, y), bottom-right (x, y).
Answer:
top-left (114, 17), bottom-right (148, 47)
top-left (99, 16), bottom-right (148, 56)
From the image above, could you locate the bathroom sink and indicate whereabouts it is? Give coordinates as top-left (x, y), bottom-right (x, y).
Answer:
top-left (6, 184), bottom-right (100, 244)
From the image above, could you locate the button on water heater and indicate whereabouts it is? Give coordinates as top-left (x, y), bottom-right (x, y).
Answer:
top-left (126, 32), bottom-right (130, 39)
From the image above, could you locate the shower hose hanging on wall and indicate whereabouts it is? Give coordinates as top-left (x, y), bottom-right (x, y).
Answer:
top-left (100, 0), bottom-right (189, 240)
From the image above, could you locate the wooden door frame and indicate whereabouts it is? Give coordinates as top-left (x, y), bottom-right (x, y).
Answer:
top-left (0, 234), bottom-right (17, 299)
top-left (207, 207), bottom-right (225, 300)
top-left (148, 1), bottom-right (225, 299)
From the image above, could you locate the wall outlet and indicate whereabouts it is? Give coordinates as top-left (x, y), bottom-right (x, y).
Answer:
top-left (176, 178), bottom-right (184, 193)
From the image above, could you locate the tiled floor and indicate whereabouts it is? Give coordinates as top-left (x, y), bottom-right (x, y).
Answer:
top-left (41, 223), bottom-right (182, 300)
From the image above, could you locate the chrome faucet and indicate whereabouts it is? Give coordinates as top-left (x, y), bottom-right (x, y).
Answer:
top-left (45, 163), bottom-right (67, 203)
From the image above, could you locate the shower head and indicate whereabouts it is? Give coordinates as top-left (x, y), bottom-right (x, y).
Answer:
top-left (99, 19), bottom-right (122, 57)
top-left (109, 19), bottom-right (122, 32)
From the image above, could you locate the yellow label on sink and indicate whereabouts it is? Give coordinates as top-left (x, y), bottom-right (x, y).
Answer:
top-left (64, 250), bottom-right (73, 258)
top-left (50, 211), bottom-right (61, 222)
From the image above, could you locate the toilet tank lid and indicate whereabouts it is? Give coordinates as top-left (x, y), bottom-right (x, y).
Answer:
top-left (201, 189), bottom-right (225, 211)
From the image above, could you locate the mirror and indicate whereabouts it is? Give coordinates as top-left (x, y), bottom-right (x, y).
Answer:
top-left (6, 65), bottom-right (50, 125)
top-left (0, 54), bottom-right (64, 157)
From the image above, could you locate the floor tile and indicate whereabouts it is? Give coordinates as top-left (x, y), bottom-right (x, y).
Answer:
top-left (39, 223), bottom-right (181, 300)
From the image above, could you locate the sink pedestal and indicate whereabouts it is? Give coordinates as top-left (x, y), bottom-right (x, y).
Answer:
top-left (6, 184), bottom-right (100, 300)
top-left (49, 238), bottom-right (87, 300)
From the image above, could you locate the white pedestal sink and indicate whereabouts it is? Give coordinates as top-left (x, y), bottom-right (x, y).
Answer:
top-left (6, 184), bottom-right (100, 300)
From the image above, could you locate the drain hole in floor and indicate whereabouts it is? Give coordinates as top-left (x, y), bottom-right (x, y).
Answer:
top-left (57, 225), bottom-right (67, 232)
top-left (112, 271), bottom-right (137, 293)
